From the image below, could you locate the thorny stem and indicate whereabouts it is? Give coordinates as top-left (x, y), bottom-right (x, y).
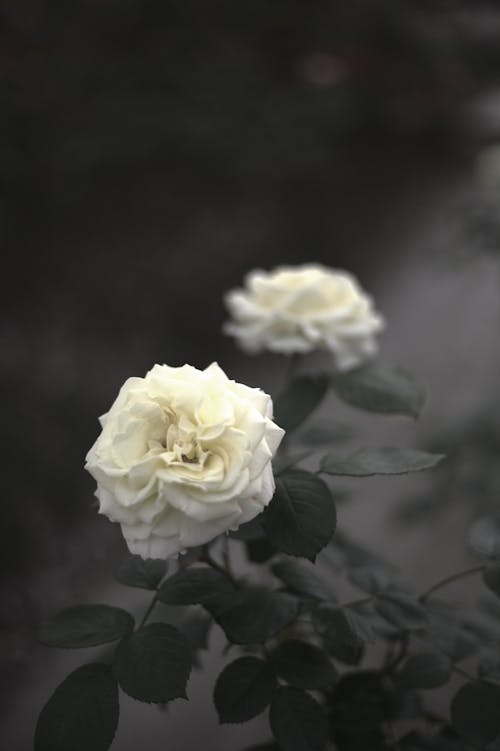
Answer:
top-left (419, 566), bottom-right (484, 603)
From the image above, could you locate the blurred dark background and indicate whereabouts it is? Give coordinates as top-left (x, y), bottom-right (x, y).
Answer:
top-left (2, 1), bottom-right (500, 748)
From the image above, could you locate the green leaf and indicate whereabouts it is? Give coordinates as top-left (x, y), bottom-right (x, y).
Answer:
top-left (320, 447), bottom-right (444, 477)
top-left (263, 470), bottom-right (336, 561)
top-left (114, 555), bottom-right (167, 590)
top-left (114, 623), bottom-right (191, 703)
top-left (469, 516), bottom-right (500, 558)
top-left (451, 681), bottom-right (500, 746)
top-left (245, 537), bottom-right (277, 563)
top-left (483, 561), bottom-right (500, 596)
top-left (206, 586), bottom-right (299, 645)
top-left (270, 687), bottom-right (328, 751)
top-left (331, 362), bottom-right (425, 418)
top-left (270, 639), bottom-right (337, 689)
top-left (35, 663), bottom-right (118, 751)
top-left (274, 375), bottom-right (329, 433)
top-left (312, 605), bottom-right (365, 665)
top-left (398, 653), bottom-right (451, 689)
top-left (214, 656), bottom-right (277, 723)
top-left (375, 592), bottom-right (427, 631)
top-left (158, 566), bottom-right (234, 606)
top-left (272, 559), bottom-right (335, 602)
top-left (40, 605), bottom-right (134, 649)
top-left (230, 517), bottom-right (264, 541)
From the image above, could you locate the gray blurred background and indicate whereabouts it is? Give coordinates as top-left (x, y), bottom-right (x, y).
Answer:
top-left (2, 1), bottom-right (500, 748)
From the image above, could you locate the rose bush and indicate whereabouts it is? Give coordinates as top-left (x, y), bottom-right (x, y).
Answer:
top-left (224, 264), bottom-right (384, 370)
top-left (85, 362), bottom-right (284, 558)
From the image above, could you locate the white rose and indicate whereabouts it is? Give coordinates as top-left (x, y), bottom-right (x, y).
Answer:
top-left (224, 264), bottom-right (384, 371)
top-left (85, 363), bottom-right (284, 559)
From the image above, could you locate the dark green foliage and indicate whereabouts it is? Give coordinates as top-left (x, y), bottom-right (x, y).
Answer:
top-left (214, 656), bottom-right (277, 723)
top-left (398, 653), bottom-right (451, 689)
top-left (274, 375), bottom-right (329, 433)
top-left (263, 470), bottom-right (336, 561)
top-left (320, 448), bottom-right (444, 477)
top-left (158, 565), bottom-right (234, 605)
top-left (245, 537), bottom-right (277, 563)
top-left (450, 680), bottom-right (500, 746)
top-left (312, 605), bottom-right (365, 665)
top-left (114, 623), bottom-right (191, 703)
top-left (40, 605), bottom-right (134, 648)
top-left (206, 586), bottom-right (299, 644)
top-left (270, 687), bottom-right (328, 751)
top-left (328, 671), bottom-right (393, 744)
top-left (35, 664), bottom-right (118, 751)
top-left (484, 561), bottom-right (500, 595)
top-left (331, 363), bottom-right (425, 418)
top-left (270, 639), bottom-right (337, 689)
top-left (272, 558), bottom-right (336, 601)
top-left (114, 556), bottom-right (167, 590)
top-left (179, 608), bottom-right (212, 654)
top-left (375, 592), bottom-right (427, 631)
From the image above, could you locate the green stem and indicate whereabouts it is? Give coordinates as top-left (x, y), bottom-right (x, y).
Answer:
top-left (139, 591), bottom-right (159, 628)
top-left (419, 566), bottom-right (484, 603)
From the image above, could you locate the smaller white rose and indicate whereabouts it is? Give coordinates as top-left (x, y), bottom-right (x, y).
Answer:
top-left (224, 264), bottom-right (384, 371)
top-left (85, 363), bottom-right (284, 559)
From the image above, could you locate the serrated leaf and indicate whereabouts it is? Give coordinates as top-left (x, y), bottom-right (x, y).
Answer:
top-left (263, 470), bottom-right (336, 561)
top-left (270, 687), bottom-right (328, 751)
top-left (214, 656), bottom-right (277, 723)
top-left (274, 375), bottom-right (329, 433)
top-left (272, 559), bottom-right (335, 602)
top-left (114, 623), bottom-right (191, 703)
top-left (270, 639), bottom-right (337, 689)
top-left (469, 516), bottom-right (500, 558)
top-left (312, 605), bottom-right (365, 665)
top-left (320, 447), bottom-right (444, 477)
top-left (398, 653), bottom-right (451, 689)
top-left (114, 556), bottom-right (167, 590)
top-left (158, 566), bottom-right (234, 606)
top-left (451, 681), bottom-right (500, 746)
top-left (375, 592), bottom-right (427, 631)
top-left (331, 362), bottom-right (425, 418)
top-left (206, 586), bottom-right (299, 645)
top-left (35, 663), bottom-right (118, 751)
top-left (40, 605), bottom-right (134, 649)
top-left (483, 561), bottom-right (500, 596)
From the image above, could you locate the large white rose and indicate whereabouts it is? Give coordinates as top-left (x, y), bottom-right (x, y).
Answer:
top-left (85, 363), bottom-right (284, 559)
top-left (224, 264), bottom-right (384, 371)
